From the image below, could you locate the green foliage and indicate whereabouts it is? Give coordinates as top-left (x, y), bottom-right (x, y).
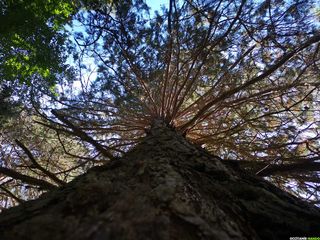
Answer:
top-left (0, 0), bottom-right (77, 125)
top-left (0, 0), bottom-right (75, 85)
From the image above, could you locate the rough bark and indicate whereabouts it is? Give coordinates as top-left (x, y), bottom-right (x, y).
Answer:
top-left (0, 122), bottom-right (319, 240)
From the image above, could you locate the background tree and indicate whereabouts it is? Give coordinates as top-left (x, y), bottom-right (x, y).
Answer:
top-left (0, 0), bottom-right (76, 125)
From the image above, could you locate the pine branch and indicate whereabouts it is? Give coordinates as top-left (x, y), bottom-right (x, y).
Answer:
top-left (52, 110), bottom-right (114, 160)
top-left (180, 33), bottom-right (320, 132)
top-left (0, 185), bottom-right (25, 204)
top-left (256, 162), bottom-right (320, 177)
top-left (15, 139), bottom-right (66, 186)
top-left (0, 167), bottom-right (57, 190)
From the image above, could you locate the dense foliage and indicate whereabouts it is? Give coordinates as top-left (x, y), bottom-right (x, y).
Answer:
top-left (0, 0), bottom-right (76, 125)
top-left (1, 0), bottom-right (320, 209)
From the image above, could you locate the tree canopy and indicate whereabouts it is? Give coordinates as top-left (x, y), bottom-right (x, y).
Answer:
top-left (0, 0), bottom-right (76, 125)
top-left (1, 0), bottom-right (320, 209)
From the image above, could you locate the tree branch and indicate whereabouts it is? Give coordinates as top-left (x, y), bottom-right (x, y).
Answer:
top-left (180, 33), bottom-right (320, 132)
top-left (0, 167), bottom-right (57, 190)
top-left (52, 110), bottom-right (114, 160)
top-left (256, 162), bottom-right (320, 177)
top-left (15, 139), bottom-right (66, 186)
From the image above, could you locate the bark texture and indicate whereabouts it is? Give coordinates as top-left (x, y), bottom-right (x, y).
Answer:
top-left (0, 122), bottom-right (319, 239)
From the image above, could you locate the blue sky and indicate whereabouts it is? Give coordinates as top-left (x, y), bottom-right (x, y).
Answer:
top-left (146, 0), bottom-right (169, 12)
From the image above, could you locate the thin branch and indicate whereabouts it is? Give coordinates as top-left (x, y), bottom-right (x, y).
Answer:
top-left (180, 33), bottom-right (320, 131)
top-left (52, 110), bottom-right (114, 160)
top-left (0, 167), bottom-right (57, 190)
top-left (15, 140), bottom-right (66, 186)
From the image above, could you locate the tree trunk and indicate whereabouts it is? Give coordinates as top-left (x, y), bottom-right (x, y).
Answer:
top-left (0, 122), bottom-right (319, 240)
